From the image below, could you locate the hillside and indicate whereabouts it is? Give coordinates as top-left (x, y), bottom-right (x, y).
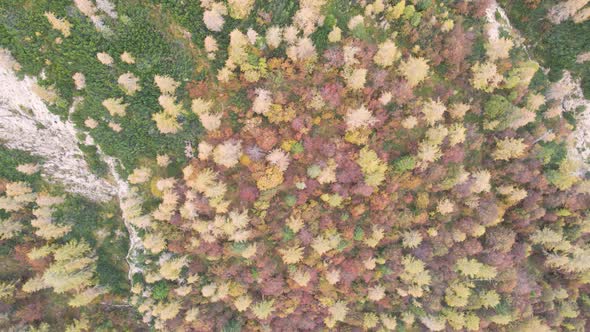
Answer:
top-left (1, 0), bottom-right (590, 331)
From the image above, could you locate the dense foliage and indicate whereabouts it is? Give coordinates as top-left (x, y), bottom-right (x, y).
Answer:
top-left (0, 149), bottom-right (139, 330)
top-left (1, 0), bottom-right (589, 331)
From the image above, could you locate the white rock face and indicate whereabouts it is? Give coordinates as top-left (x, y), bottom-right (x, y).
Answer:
top-left (550, 71), bottom-right (590, 168)
top-left (486, 1), bottom-right (590, 172)
top-left (0, 64), bottom-right (117, 201)
top-left (0, 55), bottom-right (142, 278)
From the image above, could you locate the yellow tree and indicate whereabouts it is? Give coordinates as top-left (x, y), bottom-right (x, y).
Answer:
top-left (400, 56), bottom-right (429, 87)
top-left (492, 137), bottom-right (527, 161)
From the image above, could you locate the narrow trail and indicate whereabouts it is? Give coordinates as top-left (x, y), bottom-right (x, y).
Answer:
top-left (99, 149), bottom-right (143, 280)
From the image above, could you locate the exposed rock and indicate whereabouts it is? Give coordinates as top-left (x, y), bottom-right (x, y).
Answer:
top-left (0, 63), bottom-right (117, 201)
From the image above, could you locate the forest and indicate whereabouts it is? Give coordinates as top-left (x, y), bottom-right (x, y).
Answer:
top-left (1, 0), bottom-right (590, 331)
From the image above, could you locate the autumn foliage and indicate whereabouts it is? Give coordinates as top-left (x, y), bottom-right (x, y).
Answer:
top-left (113, 1), bottom-right (590, 331)
top-left (2, 0), bottom-right (590, 331)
